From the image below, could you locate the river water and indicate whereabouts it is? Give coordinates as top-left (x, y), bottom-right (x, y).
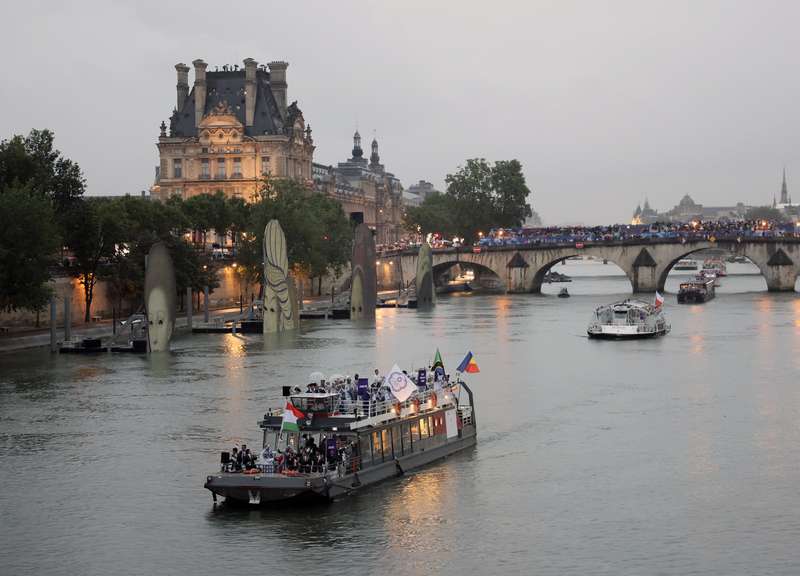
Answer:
top-left (2, 260), bottom-right (800, 575)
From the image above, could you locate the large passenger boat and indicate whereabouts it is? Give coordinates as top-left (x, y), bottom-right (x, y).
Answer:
top-left (587, 299), bottom-right (670, 339)
top-left (677, 278), bottom-right (715, 303)
top-left (204, 381), bottom-right (477, 505)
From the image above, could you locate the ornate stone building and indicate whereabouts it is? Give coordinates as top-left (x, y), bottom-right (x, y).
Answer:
top-left (152, 59), bottom-right (314, 201)
top-left (313, 132), bottom-right (405, 245)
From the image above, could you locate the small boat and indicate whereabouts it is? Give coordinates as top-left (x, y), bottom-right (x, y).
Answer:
top-left (587, 299), bottom-right (670, 339)
top-left (558, 287), bottom-right (570, 298)
top-left (677, 278), bottom-right (715, 303)
top-left (674, 257), bottom-right (698, 271)
top-left (702, 260), bottom-right (726, 277)
top-left (204, 375), bottom-right (477, 506)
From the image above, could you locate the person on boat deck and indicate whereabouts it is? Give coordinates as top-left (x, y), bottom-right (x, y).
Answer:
top-left (298, 450), bottom-right (311, 473)
top-left (292, 386), bottom-right (302, 395)
top-left (373, 369), bottom-right (383, 386)
top-left (313, 451), bottom-right (325, 472)
top-left (260, 446), bottom-right (274, 473)
top-left (283, 447), bottom-right (297, 471)
top-left (230, 447), bottom-right (241, 471)
top-left (306, 382), bottom-right (317, 393)
top-left (243, 448), bottom-right (257, 470)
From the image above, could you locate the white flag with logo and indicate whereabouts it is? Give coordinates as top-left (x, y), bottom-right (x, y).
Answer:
top-left (386, 363), bottom-right (415, 402)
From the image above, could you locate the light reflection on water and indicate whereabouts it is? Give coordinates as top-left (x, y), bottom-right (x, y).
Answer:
top-left (1, 265), bottom-right (800, 574)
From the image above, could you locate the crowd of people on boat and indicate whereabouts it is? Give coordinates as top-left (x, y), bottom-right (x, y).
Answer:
top-left (228, 435), bottom-right (358, 475)
top-left (289, 367), bottom-right (445, 414)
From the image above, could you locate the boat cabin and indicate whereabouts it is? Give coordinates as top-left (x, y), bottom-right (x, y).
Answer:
top-left (288, 393), bottom-right (341, 417)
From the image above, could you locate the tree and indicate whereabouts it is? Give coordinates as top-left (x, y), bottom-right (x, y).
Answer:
top-left (745, 206), bottom-right (784, 222)
top-left (491, 159), bottom-right (533, 228)
top-left (0, 129), bottom-right (85, 214)
top-left (129, 233), bottom-right (219, 311)
top-left (445, 158), bottom-right (533, 245)
top-left (402, 192), bottom-right (456, 240)
top-left (63, 199), bottom-right (131, 322)
top-left (237, 176), bottom-right (353, 289)
top-left (182, 192), bottom-right (219, 249)
top-left (0, 184), bottom-right (60, 312)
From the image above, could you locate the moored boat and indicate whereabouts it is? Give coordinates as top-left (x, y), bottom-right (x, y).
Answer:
top-left (204, 376), bottom-right (477, 506)
top-left (677, 277), bottom-right (715, 303)
top-left (587, 299), bottom-right (670, 339)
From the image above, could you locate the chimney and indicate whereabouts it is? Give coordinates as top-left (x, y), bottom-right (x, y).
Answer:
top-left (243, 58), bottom-right (258, 127)
top-left (419, 180), bottom-right (426, 200)
top-left (193, 59), bottom-right (208, 128)
top-left (175, 63), bottom-right (190, 112)
top-left (268, 61), bottom-right (289, 121)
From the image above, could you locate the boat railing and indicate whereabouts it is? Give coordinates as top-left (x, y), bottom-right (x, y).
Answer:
top-left (267, 386), bottom-right (456, 420)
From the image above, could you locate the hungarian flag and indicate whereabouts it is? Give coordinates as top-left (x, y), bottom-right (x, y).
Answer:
top-left (281, 402), bottom-right (305, 434)
top-left (654, 291), bottom-right (664, 308)
top-left (431, 349), bottom-right (445, 379)
top-left (456, 352), bottom-right (480, 374)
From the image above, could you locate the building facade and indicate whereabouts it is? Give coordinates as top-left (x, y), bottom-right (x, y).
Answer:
top-left (152, 59), bottom-right (314, 202)
top-left (313, 132), bottom-right (405, 245)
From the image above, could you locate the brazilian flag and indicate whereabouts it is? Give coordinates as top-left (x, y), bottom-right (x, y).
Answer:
top-left (431, 349), bottom-right (445, 378)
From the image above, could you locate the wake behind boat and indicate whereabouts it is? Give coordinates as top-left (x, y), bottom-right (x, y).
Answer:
top-left (587, 299), bottom-right (670, 339)
top-left (204, 370), bottom-right (477, 506)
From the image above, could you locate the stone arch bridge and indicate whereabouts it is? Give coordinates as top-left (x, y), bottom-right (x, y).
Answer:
top-left (383, 237), bottom-right (800, 293)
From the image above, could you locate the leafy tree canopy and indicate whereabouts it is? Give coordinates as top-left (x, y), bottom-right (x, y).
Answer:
top-left (402, 192), bottom-right (456, 240)
top-left (745, 206), bottom-right (785, 222)
top-left (63, 199), bottom-right (131, 322)
top-left (0, 184), bottom-right (60, 312)
top-left (237, 176), bottom-right (353, 286)
top-left (445, 158), bottom-right (532, 245)
top-left (0, 129), bottom-right (85, 214)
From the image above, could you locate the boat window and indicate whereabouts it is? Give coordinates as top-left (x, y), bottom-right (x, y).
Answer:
top-left (381, 429), bottom-right (392, 462)
top-left (359, 435), bottom-right (370, 469)
top-left (391, 426), bottom-right (403, 457)
top-left (428, 416), bottom-right (435, 436)
top-left (371, 431), bottom-right (383, 465)
top-left (401, 423), bottom-right (412, 453)
top-left (410, 420), bottom-right (420, 443)
top-left (419, 417), bottom-right (430, 437)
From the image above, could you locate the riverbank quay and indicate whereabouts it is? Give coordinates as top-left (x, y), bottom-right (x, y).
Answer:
top-left (0, 291), bottom-right (375, 354)
top-left (0, 306), bottom-right (244, 354)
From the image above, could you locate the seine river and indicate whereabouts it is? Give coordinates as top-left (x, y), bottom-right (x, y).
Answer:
top-left (2, 260), bottom-right (800, 575)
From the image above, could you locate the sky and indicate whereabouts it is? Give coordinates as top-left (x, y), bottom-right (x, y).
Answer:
top-left (2, 0), bottom-right (800, 225)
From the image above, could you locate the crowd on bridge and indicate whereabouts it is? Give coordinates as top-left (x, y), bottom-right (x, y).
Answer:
top-left (477, 219), bottom-right (800, 246)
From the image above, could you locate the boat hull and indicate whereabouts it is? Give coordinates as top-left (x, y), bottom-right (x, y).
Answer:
top-left (587, 327), bottom-right (669, 339)
top-left (677, 291), bottom-right (714, 304)
top-left (205, 425), bottom-right (477, 505)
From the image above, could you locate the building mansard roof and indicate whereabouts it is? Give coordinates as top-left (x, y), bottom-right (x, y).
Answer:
top-left (171, 69), bottom-right (286, 139)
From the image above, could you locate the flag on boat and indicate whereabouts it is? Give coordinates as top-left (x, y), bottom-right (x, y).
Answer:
top-left (654, 291), bottom-right (664, 308)
top-left (431, 348), bottom-right (445, 379)
top-left (456, 351), bottom-right (480, 374)
top-left (280, 401), bottom-right (305, 434)
top-left (386, 363), bottom-right (416, 402)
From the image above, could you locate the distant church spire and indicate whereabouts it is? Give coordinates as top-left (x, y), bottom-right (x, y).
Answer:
top-left (780, 167), bottom-right (789, 204)
top-left (352, 129), bottom-right (363, 159)
top-left (370, 131), bottom-right (380, 167)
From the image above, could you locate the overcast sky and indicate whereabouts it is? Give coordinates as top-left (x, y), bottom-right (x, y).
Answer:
top-left (3, 0), bottom-right (799, 225)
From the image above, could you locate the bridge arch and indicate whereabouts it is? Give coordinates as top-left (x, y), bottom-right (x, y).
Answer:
top-left (385, 237), bottom-right (800, 295)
